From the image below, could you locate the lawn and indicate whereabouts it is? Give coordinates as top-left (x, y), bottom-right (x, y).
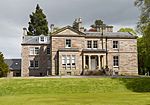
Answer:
top-left (0, 78), bottom-right (150, 105)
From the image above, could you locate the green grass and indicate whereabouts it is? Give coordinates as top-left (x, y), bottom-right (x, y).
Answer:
top-left (0, 78), bottom-right (150, 105)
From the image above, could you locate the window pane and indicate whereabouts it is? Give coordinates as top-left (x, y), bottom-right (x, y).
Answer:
top-left (35, 47), bottom-right (39, 54)
top-left (87, 41), bottom-right (92, 48)
top-left (66, 39), bottom-right (71, 48)
top-left (30, 47), bottom-right (34, 55)
top-left (113, 41), bottom-right (118, 48)
top-left (93, 41), bottom-right (98, 48)
top-left (47, 47), bottom-right (50, 54)
top-left (35, 61), bottom-right (39, 67)
top-left (62, 56), bottom-right (66, 65)
top-left (72, 55), bottom-right (75, 65)
top-left (41, 37), bottom-right (44, 42)
top-left (30, 60), bottom-right (34, 67)
top-left (113, 56), bottom-right (119, 66)
top-left (67, 56), bottom-right (70, 65)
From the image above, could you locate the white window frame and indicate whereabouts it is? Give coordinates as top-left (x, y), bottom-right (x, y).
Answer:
top-left (35, 47), bottom-right (39, 55)
top-left (93, 40), bottom-right (98, 49)
top-left (29, 47), bottom-right (40, 55)
top-left (65, 39), bottom-right (72, 48)
top-left (72, 55), bottom-right (76, 66)
top-left (113, 41), bottom-right (119, 49)
top-left (87, 40), bottom-right (92, 49)
top-left (62, 55), bottom-right (76, 68)
top-left (35, 60), bottom-right (39, 68)
top-left (113, 56), bottom-right (119, 67)
top-left (67, 55), bottom-right (71, 66)
top-left (62, 55), bottom-right (66, 65)
top-left (39, 36), bottom-right (47, 43)
top-left (29, 47), bottom-right (34, 55)
top-left (29, 60), bottom-right (39, 68)
top-left (87, 40), bottom-right (98, 49)
top-left (40, 36), bottom-right (44, 42)
top-left (30, 60), bottom-right (34, 67)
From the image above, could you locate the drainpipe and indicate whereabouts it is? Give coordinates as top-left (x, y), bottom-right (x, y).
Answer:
top-left (106, 37), bottom-right (108, 68)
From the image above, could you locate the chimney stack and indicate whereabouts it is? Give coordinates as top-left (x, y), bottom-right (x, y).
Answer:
top-left (50, 24), bottom-right (54, 33)
top-left (77, 18), bottom-right (84, 32)
top-left (23, 28), bottom-right (27, 35)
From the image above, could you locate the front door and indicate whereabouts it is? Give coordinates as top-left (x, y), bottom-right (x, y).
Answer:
top-left (91, 56), bottom-right (97, 70)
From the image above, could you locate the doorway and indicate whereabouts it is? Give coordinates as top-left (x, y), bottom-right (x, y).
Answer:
top-left (91, 56), bottom-right (98, 70)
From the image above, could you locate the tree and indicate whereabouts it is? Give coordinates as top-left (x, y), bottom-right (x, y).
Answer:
top-left (0, 52), bottom-right (9, 77)
top-left (27, 4), bottom-right (49, 36)
top-left (72, 19), bottom-right (79, 30)
top-left (91, 19), bottom-right (106, 31)
top-left (118, 28), bottom-right (137, 35)
top-left (135, 0), bottom-right (150, 75)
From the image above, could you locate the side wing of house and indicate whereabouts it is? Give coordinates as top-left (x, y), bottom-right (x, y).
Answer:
top-left (21, 35), bottom-right (51, 77)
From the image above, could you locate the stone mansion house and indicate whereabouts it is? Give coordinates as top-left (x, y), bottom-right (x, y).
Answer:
top-left (21, 19), bottom-right (138, 77)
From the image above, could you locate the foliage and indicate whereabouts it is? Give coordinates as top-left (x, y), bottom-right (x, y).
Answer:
top-left (72, 19), bottom-right (79, 30)
top-left (135, 0), bottom-right (150, 74)
top-left (27, 4), bottom-right (49, 36)
top-left (118, 28), bottom-right (137, 35)
top-left (91, 19), bottom-right (106, 31)
top-left (0, 52), bottom-right (9, 77)
top-left (0, 78), bottom-right (150, 105)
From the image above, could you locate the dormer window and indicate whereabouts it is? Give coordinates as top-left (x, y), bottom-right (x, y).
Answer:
top-left (39, 35), bottom-right (47, 43)
top-left (40, 36), bottom-right (44, 42)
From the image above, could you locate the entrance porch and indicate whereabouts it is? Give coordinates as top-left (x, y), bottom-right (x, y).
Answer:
top-left (83, 54), bottom-right (105, 70)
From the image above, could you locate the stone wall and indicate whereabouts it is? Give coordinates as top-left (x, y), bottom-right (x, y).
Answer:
top-left (107, 39), bottom-right (138, 75)
top-left (21, 44), bottom-right (50, 77)
top-left (51, 36), bottom-right (85, 75)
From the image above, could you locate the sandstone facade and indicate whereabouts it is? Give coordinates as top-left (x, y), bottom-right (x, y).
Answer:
top-left (21, 26), bottom-right (138, 76)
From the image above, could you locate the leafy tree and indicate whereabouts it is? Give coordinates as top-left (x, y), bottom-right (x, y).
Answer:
top-left (91, 20), bottom-right (106, 31)
top-left (0, 52), bottom-right (9, 77)
top-left (118, 28), bottom-right (137, 35)
top-left (135, 0), bottom-right (150, 75)
top-left (27, 4), bottom-right (49, 36)
top-left (72, 19), bottom-right (79, 30)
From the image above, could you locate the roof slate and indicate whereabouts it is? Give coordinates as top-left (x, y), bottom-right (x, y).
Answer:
top-left (4, 59), bottom-right (21, 70)
top-left (22, 35), bottom-right (50, 45)
top-left (85, 32), bottom-right (137, 39)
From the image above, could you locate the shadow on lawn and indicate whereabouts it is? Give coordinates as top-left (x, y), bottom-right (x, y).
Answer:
top-left (113, 77), bottom-right (150, 92)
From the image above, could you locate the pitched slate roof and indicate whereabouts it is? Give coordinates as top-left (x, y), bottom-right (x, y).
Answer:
top-left (4, 59), bottom-right (21, 71)
top-left (22, 35), bottom-right (50, 45)
top-left (85, 32), bottom-right (137, 39)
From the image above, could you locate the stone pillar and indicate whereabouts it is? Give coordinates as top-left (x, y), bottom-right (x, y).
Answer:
top-left (83, 55), bottom-right (86, 69)
top-left (89, 55), bottom-right (91, 70)
top-left (98, 55), bottom-right (101, 69)
top-left (101, 55), bottom-right (104, 68)
top-left (103, 55), bottom-right (106, 68)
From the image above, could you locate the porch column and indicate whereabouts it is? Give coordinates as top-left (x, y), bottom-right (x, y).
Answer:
top-left (98, 55), bottom-right (101, 69)
top-left (103, 55), bottom-right (106, 68)
top-left (88, 55), bottom-right (91, 70)
top-left (101, 55), bottom-right (104, 68)
top-left (83, 55), bottom-right (86, 69)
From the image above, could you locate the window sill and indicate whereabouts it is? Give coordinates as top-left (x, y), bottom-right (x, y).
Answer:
top-left (113, 48), bottom-right (119, 50)
top-left (113, 66), bottom-right (119, 68)
top-left (29, 67), bottom-right (39, 69)
top-left (29, 54), bottom-right (39, 56)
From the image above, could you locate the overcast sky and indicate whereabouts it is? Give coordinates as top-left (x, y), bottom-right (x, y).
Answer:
top-left (0, 0), bottom-right (139, 59)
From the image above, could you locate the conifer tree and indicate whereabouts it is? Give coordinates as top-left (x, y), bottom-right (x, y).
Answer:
top-left (27, 4), bottom-right (49, 36)
top-left (0, 52), bottom-right (9, 77)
